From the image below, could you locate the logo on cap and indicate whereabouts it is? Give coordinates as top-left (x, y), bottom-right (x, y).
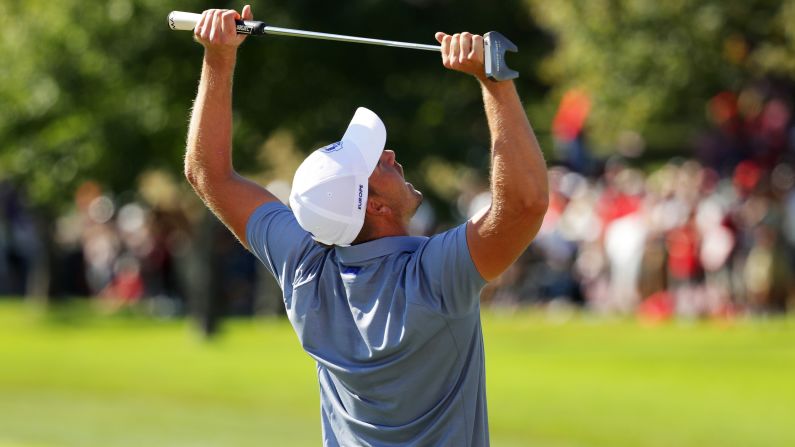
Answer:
top-left (357, 184), bottom-right (364, 210)
top-left (321, 141), bottom-right (343, 153)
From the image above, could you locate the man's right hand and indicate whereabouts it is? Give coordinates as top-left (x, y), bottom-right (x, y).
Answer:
top-left (185, 3), bottom-right (279, 250)
top-left (435, 32), bottom-right (487, 82)
top-left (194, 5), bottom-right (253, 61)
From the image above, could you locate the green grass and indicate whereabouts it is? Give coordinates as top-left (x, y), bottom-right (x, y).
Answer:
top-left (0, 300), bottom-right (793, 447)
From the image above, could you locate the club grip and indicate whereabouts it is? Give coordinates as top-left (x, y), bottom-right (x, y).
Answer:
top-left (168, 11), bottom-right (201, 31)
top-left (167, 11), bottom-right (266, 35)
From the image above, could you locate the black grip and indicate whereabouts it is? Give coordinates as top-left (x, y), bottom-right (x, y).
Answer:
top-left (235, 20), bottom-right (267, 35)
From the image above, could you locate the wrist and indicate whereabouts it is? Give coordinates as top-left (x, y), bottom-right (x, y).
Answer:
top-left (480, 78), bottom-right (515, 94)
top-left (474, 72), bottom-right (489, 83)
top-left (203, 48), bottom-right (238, 69)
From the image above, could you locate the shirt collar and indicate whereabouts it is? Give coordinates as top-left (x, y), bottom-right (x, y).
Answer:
top-left (335, 235), bottom-right (426, 264)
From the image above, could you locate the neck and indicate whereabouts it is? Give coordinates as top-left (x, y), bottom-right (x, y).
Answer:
top-left (352, 218), bottom-right (408, 245)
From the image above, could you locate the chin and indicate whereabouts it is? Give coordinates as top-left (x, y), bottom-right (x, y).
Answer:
top-left (411, 189), bottom-right (423, 212)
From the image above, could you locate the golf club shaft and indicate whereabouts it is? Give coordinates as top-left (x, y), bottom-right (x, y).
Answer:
top-left (265, 26), bottom-right (440, 52)
top-left (168, 11), bottom-right (440, 52)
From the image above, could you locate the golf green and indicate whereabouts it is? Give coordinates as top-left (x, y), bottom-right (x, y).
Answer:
top-left (0, 300), bottom-right (793, 447)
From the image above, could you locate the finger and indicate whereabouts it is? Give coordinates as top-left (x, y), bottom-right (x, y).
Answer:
top-left (242, 4), bottom-right (253, 20)
top-left (460, 32), bottom-right (472, 63)
top-left (441, 34), bottom-right (452, 67)
top-left (436, 33), bottom-right (449, 65)
top-left (209, 10), bottom-right (222, 41)
top-left (200, 10), bottom-right (216, 40)
top-left (471, 34), bottom-right (484, 63)
top-left (221, 10), bottom-right (238, 37)
top-left (194, 10), bottom-right (209, 39)
top-left (450, 34), bottom-right (461, 63)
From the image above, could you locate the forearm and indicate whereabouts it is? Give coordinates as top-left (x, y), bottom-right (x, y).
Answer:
top-left (182, 6), bottom-right (277, 247)
top-left (437, 31), bottom-right (548, 279)
top-left (481, 80), bottom-right (548, 218)
top-left (185, 52), bottom-right (237, 189)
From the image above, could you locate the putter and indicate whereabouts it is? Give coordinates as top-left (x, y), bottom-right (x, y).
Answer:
top-left (168, 11), bottom-right (519, 82)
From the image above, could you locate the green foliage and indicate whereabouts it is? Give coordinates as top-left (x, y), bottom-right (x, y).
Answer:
top-left (0, 0), bottom-right (546, 211)
top-left (527, 0), bottom-right (795, 152)
top-left (4, 0), bottom-right (793, 209)
top-left (0, 0), bottom-right (199, 208)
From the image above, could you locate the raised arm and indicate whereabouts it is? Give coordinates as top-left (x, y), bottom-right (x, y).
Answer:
top-left (184, 5), bottom-right (279, 249)
top-left (435, 32), bottom-right (549, 281)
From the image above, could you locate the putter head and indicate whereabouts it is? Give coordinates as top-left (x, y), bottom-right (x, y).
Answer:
top-left (484, 31), bottom-right (519, 82)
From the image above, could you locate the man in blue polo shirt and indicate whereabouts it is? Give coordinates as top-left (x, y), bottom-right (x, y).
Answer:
top-left (184, 6), bottom-right (548, 446)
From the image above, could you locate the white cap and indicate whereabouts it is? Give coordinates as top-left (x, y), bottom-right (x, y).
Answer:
top-left (289, 107), bottom-right (386, 246)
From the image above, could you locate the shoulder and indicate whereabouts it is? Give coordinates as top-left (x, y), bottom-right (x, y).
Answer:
top-left (415, 223), bottom-right (470, 259)
top-left (247, 201), bottom-right (293, 224)
top-left (401, 223), bottom-right (486, 316)
top-left (246, 201), bottom-right (329, 286)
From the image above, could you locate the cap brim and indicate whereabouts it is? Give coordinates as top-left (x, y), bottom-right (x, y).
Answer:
top-left (341, 107), bottom-right (386, 174)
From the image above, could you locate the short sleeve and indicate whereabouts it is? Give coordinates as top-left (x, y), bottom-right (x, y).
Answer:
top-left (245, 202), bottom-right (324, 289)
top-left (413, 223), bottom-right (487, 317)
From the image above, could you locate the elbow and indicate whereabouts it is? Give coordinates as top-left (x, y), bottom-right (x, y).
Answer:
top-left (184, 158), bottom-right (198, 188)
top-left (519, 197), bottom-right (549, 224)
top-left (183, 155), bottom-right (235, 198)
top-left (497, 189), bottom-right (549, 222)
top-left (184, 157), bottom-right (206, 197)
top-left (516, 188), bottom-right (549, 219)
top-left (512, 194), bottom-right (548, 240)
top-left (528, 192), bottom-right (549, 217)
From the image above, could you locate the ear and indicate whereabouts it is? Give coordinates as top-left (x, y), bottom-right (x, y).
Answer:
top-left (366, 196), bottom-right (392, 217)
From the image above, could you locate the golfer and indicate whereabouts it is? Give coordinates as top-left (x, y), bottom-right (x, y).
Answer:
top-left (184, 6), bottom-right (548, 446)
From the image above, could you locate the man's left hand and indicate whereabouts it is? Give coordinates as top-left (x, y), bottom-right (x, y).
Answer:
top-left (435, 32), bottom-right (487, 82)
top-left (194, 5), bottom-right (253, 61)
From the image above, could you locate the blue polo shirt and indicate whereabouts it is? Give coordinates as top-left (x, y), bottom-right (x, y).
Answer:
top-left (246, 202), bottom-right (489, 446)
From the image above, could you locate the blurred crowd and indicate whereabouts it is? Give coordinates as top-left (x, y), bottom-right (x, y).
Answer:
top-left (1, 85), bottom-right (793, 322)
top-left (0, 173), bottom-right (284, 334)
top-left (475, 85), bottom-right (795, 318)
top-left (477, 157), bottom-right (795, 319)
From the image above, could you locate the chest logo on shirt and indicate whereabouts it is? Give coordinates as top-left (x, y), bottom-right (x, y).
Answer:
top-left (341, 266), bottom-right (361, 280)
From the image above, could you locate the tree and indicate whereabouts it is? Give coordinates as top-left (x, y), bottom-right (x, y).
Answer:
top-left (0, 0), bottom-right (548, 215)
top-left (527, 0), bottom-right (795, 154)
